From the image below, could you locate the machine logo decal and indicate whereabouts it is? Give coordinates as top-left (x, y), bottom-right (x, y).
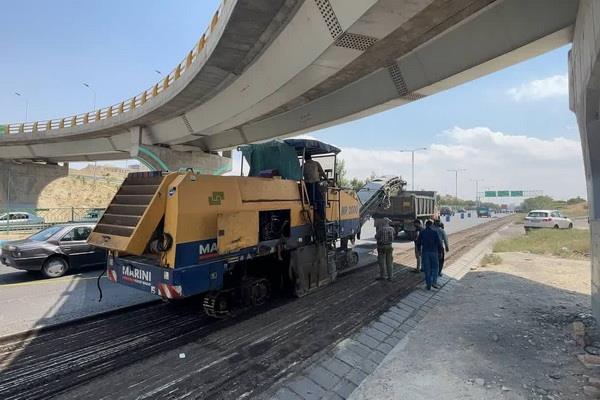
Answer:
top-left (199, 241), bottom-right (219, 259)
top-left (208, 191), bottom-right (225, 205)
top-left (122, 265), bottom-right (152, 286)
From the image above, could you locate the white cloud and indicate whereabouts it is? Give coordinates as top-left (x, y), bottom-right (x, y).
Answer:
top-left (337, 127), bottom-right (585, 201)
top-left (507, 74), bottom-right (568, 101)
top-left (226, 127), bottom-right (586, 200)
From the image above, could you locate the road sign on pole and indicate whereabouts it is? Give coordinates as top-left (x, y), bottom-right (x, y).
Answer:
top-left (484, 191), bottom-right (497, 197)
top-left (497, 190), bottom-right (510, 197)
top-left (510, 191), bottom-right (523, 197)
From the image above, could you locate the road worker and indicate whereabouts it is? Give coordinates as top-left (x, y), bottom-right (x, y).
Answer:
top-left (412, 219), bottom-right (423, 273)
top-left (375, 217), bottom-right (395, 281)
top-left (432, 219), bottom-right (450, 277)
top-left (415, 220), bottom-right (443, 290)
top-left (303, 154), bottom-right (327, 219)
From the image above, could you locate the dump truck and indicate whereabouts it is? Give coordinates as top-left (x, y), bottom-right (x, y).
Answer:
top-left (371, 182), bottom-right (436, 240)
top-left (89, 139), bottom-right (402, 317)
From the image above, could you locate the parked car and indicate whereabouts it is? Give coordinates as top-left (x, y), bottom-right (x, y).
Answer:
top-left (524, 210), bottom-right (573, 232)
top-left (457, 208), bottom-right (466, 213)
top-left (0, 224), bottom-right (106, 278)
top-left (439, 207), bottom-right (455, 216)
top-left (0, 212), bottom-right (44, 230)
top-left (79, 208), bottom-right (105, 222)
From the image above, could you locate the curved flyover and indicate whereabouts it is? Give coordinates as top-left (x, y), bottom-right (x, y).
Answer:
top-left (0, 0), bottom-right (579, 172)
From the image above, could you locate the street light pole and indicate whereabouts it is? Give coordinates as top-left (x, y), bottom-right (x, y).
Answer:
top-left (471, 179), bottom-right (484, 207)
top-left (82, 83), bottom-right (96, 110)
top-left (399, 147), bottom-right (427, 190)
top-left (14, 92), bottom-right (28, 121)
top-left (447, 169), bottom-right (467, 203)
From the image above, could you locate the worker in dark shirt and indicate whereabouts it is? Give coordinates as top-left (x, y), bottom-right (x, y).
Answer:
top-left (415, 220), bottom-right (443, 290)
top-left (412, 219), bottom-right (423, 273)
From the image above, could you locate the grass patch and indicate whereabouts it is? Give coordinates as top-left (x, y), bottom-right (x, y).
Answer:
top-left (480, 253), bottom-right (502, 267)
top-left (494, 228), bottom-right (590, 259)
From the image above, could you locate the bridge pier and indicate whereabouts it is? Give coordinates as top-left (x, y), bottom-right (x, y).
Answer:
top-left (132, 144), bottom-right (232, 175)
top-left (0, 161), bottom-right (68, 209)
top-left (570, 0), bottom-right (600, 320)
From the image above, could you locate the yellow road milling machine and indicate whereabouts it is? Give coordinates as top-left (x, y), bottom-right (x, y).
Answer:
top-left (89, 139), bottom-right (402, 317)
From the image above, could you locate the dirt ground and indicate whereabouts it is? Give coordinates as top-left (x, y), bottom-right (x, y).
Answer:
top-left (350, 225), bottom-right (595, 400)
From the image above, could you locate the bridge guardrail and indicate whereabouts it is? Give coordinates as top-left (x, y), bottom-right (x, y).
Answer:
top-left (0, 1), bottom-right (226, 136)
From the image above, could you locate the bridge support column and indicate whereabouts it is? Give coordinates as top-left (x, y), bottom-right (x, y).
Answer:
top-left (132, 144), bottom-right (232, 175)
top-left (130, 126), bottom-right (232, 174)
top-left (570, 0), bottom-right (600, 320)
top-left (0, 161), bottom-right (68, 209)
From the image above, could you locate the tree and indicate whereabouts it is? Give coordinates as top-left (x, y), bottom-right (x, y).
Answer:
top-left (521, 195), bottom-right (555, 212)
top-left (567, 196), bottom-right (586, 205)
top-left (349, 177), bottom-right (365, 191)
top-left (335, 159), bottom-right (349, 187)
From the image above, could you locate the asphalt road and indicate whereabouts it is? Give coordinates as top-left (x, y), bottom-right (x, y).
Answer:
top-left (0, 212), bottom-right (506, 337)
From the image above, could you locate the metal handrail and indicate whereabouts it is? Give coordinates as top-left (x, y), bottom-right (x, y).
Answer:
top-left (0, 1), bottom-right (226, 136)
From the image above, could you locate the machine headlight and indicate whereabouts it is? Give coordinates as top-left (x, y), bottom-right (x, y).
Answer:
top-left (8, 245), bottom-right (17, 251)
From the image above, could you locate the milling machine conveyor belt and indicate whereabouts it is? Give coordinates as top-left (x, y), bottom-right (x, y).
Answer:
top-left (356, 176), bottom-right (405, 228)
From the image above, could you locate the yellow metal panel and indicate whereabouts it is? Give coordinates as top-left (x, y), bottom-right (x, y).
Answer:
top-left (239, 178), bottom-right (301, 202)
top-left (217, 211), bottom-right (259, 254)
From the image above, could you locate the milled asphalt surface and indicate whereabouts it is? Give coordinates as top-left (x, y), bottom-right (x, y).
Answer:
top-left (0, 212), bottom-right (503, 337)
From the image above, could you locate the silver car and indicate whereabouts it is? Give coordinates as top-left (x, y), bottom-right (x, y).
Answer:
top-left (524, 209), bottom-right (573, 232)
top-left (0, 212), bottom-right (44, 230)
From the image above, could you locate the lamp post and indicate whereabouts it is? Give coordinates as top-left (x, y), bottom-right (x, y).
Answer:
top-left (82, 83), bottom-right (96, 110)
top-left (155, 70), bottom-right (163, 76)
top-left (471, 178), bottom-right (484, 207)
top-left (399, 147), bottom-right (427, 190)
top-left (14, 92), bottom-right (28, 121)
top-left (447, 169), bottom-right (467, 203)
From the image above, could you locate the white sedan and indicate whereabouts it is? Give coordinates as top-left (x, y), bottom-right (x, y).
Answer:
top-left (0, 212), bottom-right (45, 231)
top-left (524, 210), bottom-right (573, 231)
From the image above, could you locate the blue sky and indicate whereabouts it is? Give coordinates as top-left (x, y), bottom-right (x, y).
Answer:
top-left (0, 1), bottom-right (585, 200)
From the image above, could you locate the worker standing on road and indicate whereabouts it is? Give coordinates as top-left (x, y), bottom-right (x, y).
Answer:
top-left (416, 220), bottom-right (443, 290)
top-left (412, 219), bottom-right (423, 273)
top-left (432, 219), bottom-right (450, 277)
top-left (375, 218), bottom-right (395, 281)
top-left (303, 154), bottom-right (327, 218)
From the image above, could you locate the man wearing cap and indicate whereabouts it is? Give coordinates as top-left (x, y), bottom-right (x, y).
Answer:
top-left (375, 217), bottom-right (395, 281)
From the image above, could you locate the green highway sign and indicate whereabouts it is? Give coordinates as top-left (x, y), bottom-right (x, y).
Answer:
top-left (510, 191), bottom-right (523, 197)
top-left (497, 190), bottom-right (510, 197)
top-left (484, 191), bottom-right (497, 197)
top-left (0, 125), bottom-right (6, 135)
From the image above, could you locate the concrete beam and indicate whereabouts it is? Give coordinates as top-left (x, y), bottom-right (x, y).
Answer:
top-left (0, 161), bottom-right (68, 209)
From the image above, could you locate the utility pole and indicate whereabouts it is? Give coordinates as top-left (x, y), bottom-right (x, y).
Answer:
top-left (82, 83), bottom-right (96, 110)
top-left (471, 179), bottom-right (484, 207)
top-left (14, 92), bottom-right (28, 121)
top-left (447, 169), bottom-right (466, 203)
top-left (400, 147), bottom-right (427, 190)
